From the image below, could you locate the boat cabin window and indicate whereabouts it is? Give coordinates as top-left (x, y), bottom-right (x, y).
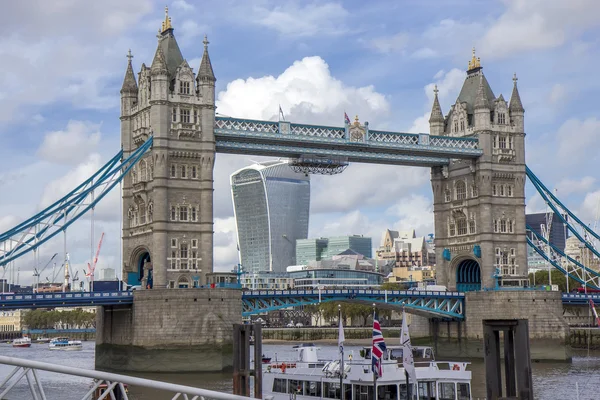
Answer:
top-left (399, 384), bottom-right (417, 400)
top-left (353, 384), bottom-right (374, 400)
top-left (377, 384), bottom-right (399, 400)
top-left (417, 381), bottom-right (436, 399)
top-left (457, 383), bottom-right (470, 400)
top-left (323, 382), bottom-right (351, 399)
top-left (438, 382), bottom-right (456, 400)
top-left (273, 378), bottom-right (286, 393)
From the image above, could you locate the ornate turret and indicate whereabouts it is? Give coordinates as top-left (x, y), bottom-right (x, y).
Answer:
top-left (197, 35), bottom-right (216, 83)
top-left (509, 73), bottom-right (525, 131)
top-left (429, 85), bottom-right (445, 135)
top-left (161, 6), bottom-right (173, 34)
top-left (150, 47), bottom-right (168, 76)
top-left (509, 73), bottom-right (524, 112)
top-left (474, 75), bottom-right (490, 130)
top-left (121, 49), bottom-right (138, 94)
top-left (474, 75), bottom-right (490, 110)
top-left (467, 47), bottom-right (482, 74)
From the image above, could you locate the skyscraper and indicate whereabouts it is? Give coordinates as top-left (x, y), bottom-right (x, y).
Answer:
top-left (231, 161), bottom-right (310, 274)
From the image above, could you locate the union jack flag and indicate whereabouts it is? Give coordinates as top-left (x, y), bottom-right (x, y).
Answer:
top-left (372, 312), bottom-right (387, 377)
top-left (344, 112), bottom-right (351, 125)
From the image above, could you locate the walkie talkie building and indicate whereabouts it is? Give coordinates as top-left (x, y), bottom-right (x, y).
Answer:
top-left (231, 160), bottom-right (310, 274)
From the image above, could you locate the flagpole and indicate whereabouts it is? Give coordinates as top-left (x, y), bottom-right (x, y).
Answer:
top-left (339, 304), bottom-right (344, 400)
top-left (373, 303), bottom-right (378, 400)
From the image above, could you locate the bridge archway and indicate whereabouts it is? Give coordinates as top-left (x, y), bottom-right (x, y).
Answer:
top-left (455, 259), bottom-right (481, 292)
top-left (128, 247), bottom-right (152, 287)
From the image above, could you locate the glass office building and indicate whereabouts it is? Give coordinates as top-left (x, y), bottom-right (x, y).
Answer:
top-left (296, 235), bottom-right (372, 264)
top-left (231, 161), bottom-right (310, 274)
top-left (289, 269), bottom-right (384, 289)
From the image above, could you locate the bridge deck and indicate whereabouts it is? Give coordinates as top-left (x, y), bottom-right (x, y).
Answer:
top-left (215, 117), bottom-right (483, 166)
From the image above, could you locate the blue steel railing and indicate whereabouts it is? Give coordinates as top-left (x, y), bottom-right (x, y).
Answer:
top-left (561, 293), bottom-right (600, 305)
top-left (0, 291), bottom-right (133, 310)
top-left (241, 289), bottom-right (465, 319)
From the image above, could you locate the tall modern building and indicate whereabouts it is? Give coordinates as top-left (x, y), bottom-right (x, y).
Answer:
top-left (231, 161), bottom-right (310, 274)
top-left (296, 235), bottom-right (372, 265)
top-left (526, 213), bottom-right (568, 252)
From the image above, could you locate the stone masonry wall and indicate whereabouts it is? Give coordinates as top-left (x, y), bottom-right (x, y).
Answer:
top-left (96, 288), bottom-right (242, 372)
top-left (464, 290), bottom-right (567, 340)
top-left (405, 291), bottom-right (571, 361)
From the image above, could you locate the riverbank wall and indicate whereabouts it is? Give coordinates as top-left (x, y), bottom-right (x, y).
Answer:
top-left (96, 288), bottom-right (241, 372)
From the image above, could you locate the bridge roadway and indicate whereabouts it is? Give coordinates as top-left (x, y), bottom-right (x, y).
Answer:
top-left (0, 290), bottom-right (596, 318)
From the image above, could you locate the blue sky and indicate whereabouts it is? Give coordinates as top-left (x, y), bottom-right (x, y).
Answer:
top-left (1, 0), bottom-right (600, 283)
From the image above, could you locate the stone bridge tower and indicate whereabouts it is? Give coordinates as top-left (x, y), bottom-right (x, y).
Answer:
top-left (120, 7), bottom-right (215, 289)
top-left (430, 50), bottom-right (528, 291)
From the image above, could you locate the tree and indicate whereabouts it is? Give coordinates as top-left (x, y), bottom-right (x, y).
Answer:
top-left (529, 269), bottom-right (582, 293)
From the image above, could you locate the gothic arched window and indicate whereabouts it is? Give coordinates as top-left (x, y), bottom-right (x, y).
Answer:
top-left (455, 181), bottom-right (467, 200)
top-left (140, 160), bottom-right (147, 182)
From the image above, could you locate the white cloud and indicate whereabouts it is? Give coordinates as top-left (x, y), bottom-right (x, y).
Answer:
top-left (172, 0), bottom-right (195, 11)
top-left (311, 165), bottom-right (429, 214)
top-left (548, 83), bottom-right (567, 105)
top-left (214, 217), bottom-right (239, 271)
top-left (246, 2), bottom-right (349, 37)
top-left (368, 33), bottom-right (409, 54)
top-left (579, 190), bottom-right (600, 225)
top-left (408, 68), bottom-right (465, 133)
top-left (37, 121), bottom-right (102, 165)
top-left (480, 0), bottom-right (600, 59)
top-left (0, 1), bottom-right (154, 123)
top-left (556, 176), bottom-right (596, 197)
top-left (385, 194), bottom-right (434, 237)
top-left (216, 56), bottom-right (390, 125)
top-left (556, 117), bottom-right (600, 165)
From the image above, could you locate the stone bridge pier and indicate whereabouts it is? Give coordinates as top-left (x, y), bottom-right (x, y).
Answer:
top-left (95, 289), bottom-right (242, 372)
top-left (409, 291), bottom-right (571, 361)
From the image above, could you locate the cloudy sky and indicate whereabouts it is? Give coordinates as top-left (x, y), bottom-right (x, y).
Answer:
top-left (1, 0), bottom-right (600, 285)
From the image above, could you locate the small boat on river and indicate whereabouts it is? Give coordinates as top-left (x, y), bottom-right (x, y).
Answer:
top-left (12, 337), bottom-right (31, 348)
top-left (49, 337), bottom-right (83, 351)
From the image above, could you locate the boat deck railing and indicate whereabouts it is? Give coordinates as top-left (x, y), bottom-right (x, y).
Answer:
top-left (266, 359), bottom-right (472, 377)
top-left (0, 355), bottom-right (255, 400)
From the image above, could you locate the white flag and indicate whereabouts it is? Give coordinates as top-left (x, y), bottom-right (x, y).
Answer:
top-left (338, 314), bottom-right (345, 353)
top-left (400, 311), bottom-right (416, 381)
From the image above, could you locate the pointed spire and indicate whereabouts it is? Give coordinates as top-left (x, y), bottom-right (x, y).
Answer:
top-left (121, 49), bottom-right (138, 94)
top-left (474, 74), bottom-right (489, 110)
top-left (197, 35), bottom-right (216, 82)
top-left (509, 73), bottom-right (524, 112)
top-left (467, 47), bottom-right (482, 73)
top-left (150, 46), bottom-right (168, 75)
top-left (161, 5), bottom-right (173, 33)
top-left (429, 84), bottom-right (444, 123)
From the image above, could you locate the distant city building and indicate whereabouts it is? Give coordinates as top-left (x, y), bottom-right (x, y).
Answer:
top-left (527, 245), bottom-right (547, 273)
top-left (563, 236), bottom-right (600, 271)
top-left (386, 266), bottom-right (436, 285)
top-left (97, 268), bottom-right (116, 281)
top-left (296, 235), bottom-right (372, 264)
top-left (240, 272), bottom-right (294, 290)
top-left (526, 213), bottom-right (568, 252)
top-left (231, 161), bottom-right (310, 274)
top-left (376, 229), bottom-right (436, 268)
top-left (289, 268), bottom-right (383, 289)
top-left (0, 310), bottom-right (26, 332)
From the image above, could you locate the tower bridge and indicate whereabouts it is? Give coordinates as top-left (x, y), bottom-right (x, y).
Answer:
top-left (0, 9), bottom-right (596, 370)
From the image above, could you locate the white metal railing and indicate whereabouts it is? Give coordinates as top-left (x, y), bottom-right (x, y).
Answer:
top-left (0, 356), bottom-right (254, 400)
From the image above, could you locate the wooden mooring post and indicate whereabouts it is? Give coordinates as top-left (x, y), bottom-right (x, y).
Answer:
top-left (233, 323), bottom-right (262, 398)
top-left (483, 319), bottom-right (533, 400)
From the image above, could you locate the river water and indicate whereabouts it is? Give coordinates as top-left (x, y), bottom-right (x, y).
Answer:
top-left (1, 341), bottom-right (599, 399)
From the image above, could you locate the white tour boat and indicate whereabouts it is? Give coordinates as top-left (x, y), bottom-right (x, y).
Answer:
top-left (263, 343), bottom-right (472, 400)
top-left (12, 337), bottom-right (32, 348)
top-left (48, 337), bottom-right (83, 351)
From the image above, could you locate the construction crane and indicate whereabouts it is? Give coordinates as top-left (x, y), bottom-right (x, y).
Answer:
top-left (86, 232), bottom-right (105, 291)
top-left (72, 270), bottom-right (80, 291)
top-left (32, 253), bottom-right (58, 291)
